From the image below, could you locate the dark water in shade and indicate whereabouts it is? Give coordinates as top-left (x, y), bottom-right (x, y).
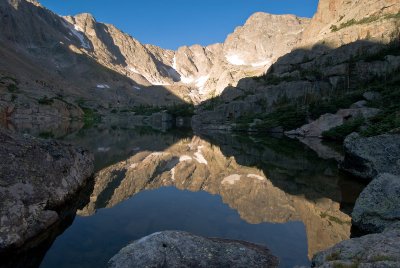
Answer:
top-left (26, 125), bottom-right (366, 268)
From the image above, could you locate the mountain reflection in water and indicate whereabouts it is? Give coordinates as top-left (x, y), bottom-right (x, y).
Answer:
top-left (38, 126), bottom-right (365, 268)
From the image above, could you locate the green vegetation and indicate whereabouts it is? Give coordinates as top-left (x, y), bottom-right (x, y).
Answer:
top-left (254, 74), bottom-right (297, 85)
top-left (165, 103), bottom-right (195, 117)
top-left (38, 96), bottom-right (54, 105)
top-left (372, 255), bottom-right (395, 262)
top-left (322, 116), bottom-right (365, 141)
top-left (39, 131), bottom-right (55, 139)
top-left (331, 11), bottom-right (400, 32)
top-left (320, 212), bottom-right (351, 225)
top-left (332, 262), bottom-right (359, 268)
top-left (120, 103), bottom-right (195, 117)
top-left (201, 96), bottom-right (223, 111)
top-left (82, 107), bottom-right (101, 128)
top-left (361, 81), bottom-right (400, 136)
top-left (234, 104), bottom-right (307, 132)
top-left (7, 84), bottom-right (18, 93)
top-left (326, 252), bottom-right (341, 261)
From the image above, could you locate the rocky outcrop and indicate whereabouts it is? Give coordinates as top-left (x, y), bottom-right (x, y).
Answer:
top-left (340, 133), bottom-right (400, 180)
top-left (285, 108), bottom-right (380, 137)
top-left (301, 0), bottom-right (400, 47)
top-left (0, 128), bottom-right (94, 251)
top-left (312, 223), bottom-right (400, 267)
top-left (352, 173), bottom-right (400, 233)
top-left (108, 231), bottom-right (279, 268)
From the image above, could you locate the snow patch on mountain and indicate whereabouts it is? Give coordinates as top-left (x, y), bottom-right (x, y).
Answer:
top-left (226, 54), bottom-right (246, 66)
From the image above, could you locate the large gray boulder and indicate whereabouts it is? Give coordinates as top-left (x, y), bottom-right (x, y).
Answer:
top-left (0, 128), bottom-right (93, 251)
top-left (108, 231), bottom-right (279, 268)
top-left (285, 108), bottom-right (380, 138)
top-left (352, 173), bottom-right (400, 234)
top-left (341, 133), bottom-right (400, 180)
top-left (312, 223), bottom-right (400, 268)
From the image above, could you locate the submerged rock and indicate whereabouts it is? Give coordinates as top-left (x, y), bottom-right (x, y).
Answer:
top-left (0, 128), bottom-right (93, 252)
top-left (340, 133), bottom-right (400, 180)
top-left (352, 173), bottom-right (400, 234)
top-left (108, 231), bottom-right (279, 268)
top-left (312, 223), bottom-right (400, 268)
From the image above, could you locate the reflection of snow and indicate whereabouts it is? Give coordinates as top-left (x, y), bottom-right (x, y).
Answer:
top-left (194, 146), bottom-right (208, 165)
top-left (171, 167), bottom-right (176, 181)
top-left (97, 147), bottom-right (110, 152)
top-left (97, 84), bottom-right (110, 89)
top-left (247, 174), bottom-right (265, 181)
top-left (226, 54), bottom-right (245, 65)
top-left (179, 155), bottom-right (192, 162)
top-left (129, 163), bottom-right (138, 169)
top-left (128, 66), bottom-right (140, 74)
top-left (133, 86), bottom-right (141, 90)
top-left (222, 174), bottom-right (242, 185)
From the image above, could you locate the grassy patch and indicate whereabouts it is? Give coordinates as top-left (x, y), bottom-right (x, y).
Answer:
top-left (114, 103), bottom-right (195, 117)
top-left (39, 131), bottom-right (55, 139)
top-left (331, 11), bottom-right (400, 32)
top-left (82, 107), bottom-right (101, 128)
top-left (326, 251), bottom-right (341, 261)
top-left (322, 116), bottom-right (365, 141)
top-left (320, 212), bottom-right (351, 225)
top-left (234, 104), bottom-right (308, 132)
top-left (7, 83), bottom-right (18, 93)
top-left (38, 96), bottom-right (54, 105)
top-left (331, 14), bottom-right (380, 32)
top-left (332, 262), bottom-right (359, 268)
top-left (372, 255), bottom-right (395, 262)
top-left (361, 79), bottom-right (400, 136)
top-left (255, 74), bottom-right (298, 85)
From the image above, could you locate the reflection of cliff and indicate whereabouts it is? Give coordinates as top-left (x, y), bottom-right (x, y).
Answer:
top-left (79, 136), bottom-right (359, 258)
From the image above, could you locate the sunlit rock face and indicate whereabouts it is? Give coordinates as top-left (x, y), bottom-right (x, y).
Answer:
top-left (64, 11), bottom-right (309, 103)
top-left (79, 135), bottom-right (354, 258)
top-left (300, 0), bottom-right (400, 47)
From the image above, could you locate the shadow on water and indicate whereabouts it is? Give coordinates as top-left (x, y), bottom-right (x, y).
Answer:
top-left (0, 177), bottom-right (95, 268)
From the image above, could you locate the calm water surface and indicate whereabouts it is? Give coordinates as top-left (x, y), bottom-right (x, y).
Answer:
top-left (27, 125), bottom-right (365, 268)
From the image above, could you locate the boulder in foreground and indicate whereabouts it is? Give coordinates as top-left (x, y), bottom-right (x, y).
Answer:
top-left (0, 128), bottom-right (93, 251)
top-left (312, 223), bottom-right (400, 268)
top-left (352, 173), bottom-right (400, 234)
top-left (340, 133), bottom-right (400, 180)
top-left (108, 231), bottom-right (279, 268)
